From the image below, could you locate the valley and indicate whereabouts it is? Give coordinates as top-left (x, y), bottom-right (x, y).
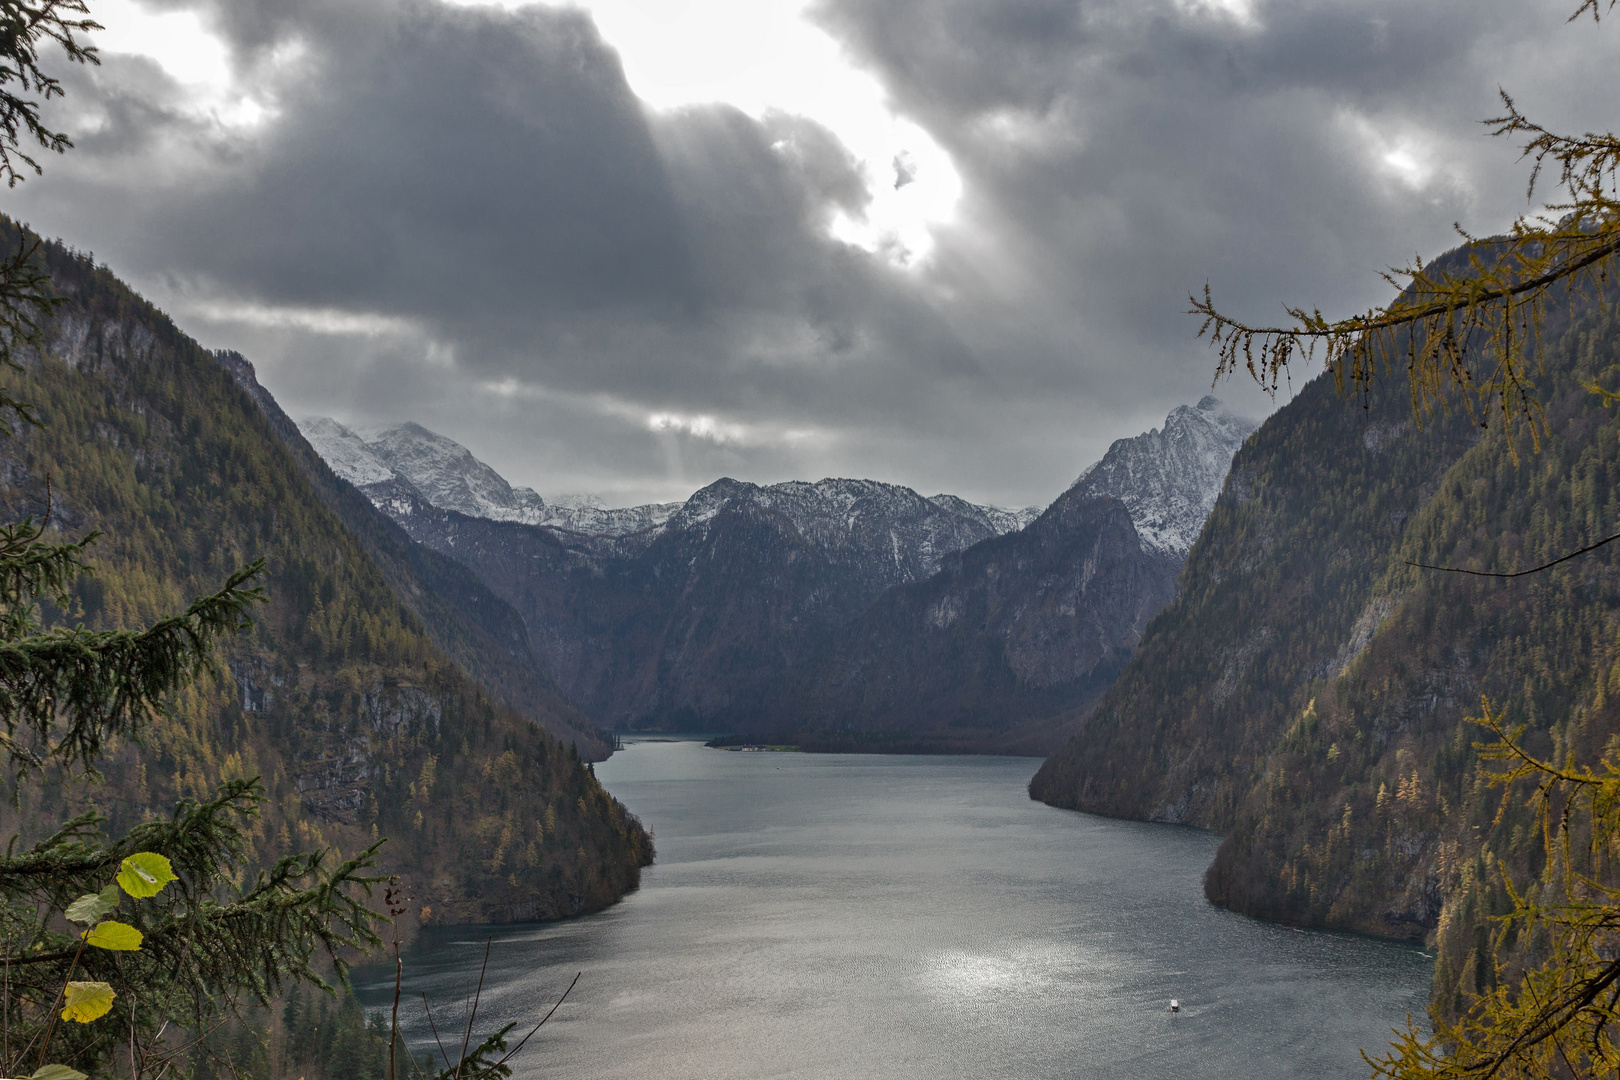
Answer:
top-left (301, 398), bottom-right (1254, 751)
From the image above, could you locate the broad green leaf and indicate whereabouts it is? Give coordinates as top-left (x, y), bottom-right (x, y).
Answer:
top-left (116, 851), bottom-right (176, 898)
top-left (32, 1065), bottom-right (89, 1080)
top-left (82, 920), bottom-right (142, 951)
top-left (59, 980), bottom-right (116, 1023)
top-left (63, 884), bottom-right (120, 925)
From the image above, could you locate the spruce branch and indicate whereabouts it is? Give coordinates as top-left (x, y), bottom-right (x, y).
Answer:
top-left (0, 559), bottom-right (266, 777)
top-left (0, 0), bottom-right (100, 187)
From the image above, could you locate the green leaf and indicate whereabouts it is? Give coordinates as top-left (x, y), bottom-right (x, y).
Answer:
top-left (116, 851), bottom-right (176, 898)
top-left (59, 980), bottom-right (115, 1023)
top-left (63, 884), bottom-right (119, 925)
top-left (32, 1065), bottom-right (90, 1080)
top-left (82, 920), bottom-right (142, 951)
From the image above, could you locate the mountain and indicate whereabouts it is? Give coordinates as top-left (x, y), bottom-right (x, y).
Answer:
top-left (303, 416), bottom-right (1041, 548)
top-left (1029, 277), bottom-right (1620, 1011)
top-left (301, 418), bottom-right (681, 537)
top-left (0, 219), bottom-right (652, 925)
top-left (301, 401), bottom-right (1250, 749)
top-left (1072, 395), bottom-right (1258, 556)
top-left (729, 399), bottom-right (1256, 752)
top-left (355, 474), bottom-right (1041, 729)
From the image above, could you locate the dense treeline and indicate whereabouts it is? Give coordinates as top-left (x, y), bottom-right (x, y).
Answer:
top-left (1033, 280), bottom-right (1620, 1010)
top-left (0, 215), bottom-right (652, 924)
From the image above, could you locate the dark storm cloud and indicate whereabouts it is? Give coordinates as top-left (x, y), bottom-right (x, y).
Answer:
top-left (3, 0), bottom-right (1614, 505)
top-left (21, 0), bottom-right (983, 437)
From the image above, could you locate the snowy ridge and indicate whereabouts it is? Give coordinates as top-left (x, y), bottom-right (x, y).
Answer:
top-left (664, 477), bottom-right (1039, 580)
top-left (299, 419), bottom-right (1039, 561)
top-left (927, 494), bottom-right (1042, 535)
top-left (1069, 396), bottom-right (1256, 557)
top-left (301, 417), bottom-right (395, 486)
top-left (299, 418), bottom-right (681, 537)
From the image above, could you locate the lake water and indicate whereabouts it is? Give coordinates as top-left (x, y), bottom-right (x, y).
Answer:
top-left (357, 736), bottom-right (1431, 1079)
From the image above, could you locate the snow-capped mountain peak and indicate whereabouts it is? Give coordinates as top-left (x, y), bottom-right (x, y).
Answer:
top-left (1070, 396), bottom-right (1257, 556)
top-left (360, 422), bottom-right (530, 521)
top-left (298, 418), bottom-right (681, 536)
top-left (301, 417), bottom-right (397, 486)
top-left (300, 418), bottom-right (1041, 561)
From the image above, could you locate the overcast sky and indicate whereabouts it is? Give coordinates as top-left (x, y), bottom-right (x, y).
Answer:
top-left (4, 0), bottom-right (1615, 507)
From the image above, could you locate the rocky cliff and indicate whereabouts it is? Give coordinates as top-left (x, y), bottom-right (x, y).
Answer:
top-left (1071, 396), bottom-right (1258, 556)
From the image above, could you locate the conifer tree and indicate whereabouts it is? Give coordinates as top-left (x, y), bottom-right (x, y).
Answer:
top-left (0, 3), bottom-right (388, 1077)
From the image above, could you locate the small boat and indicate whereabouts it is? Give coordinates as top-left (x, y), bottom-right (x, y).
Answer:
top-left (1169, 999), bottom-right (1180, 1013)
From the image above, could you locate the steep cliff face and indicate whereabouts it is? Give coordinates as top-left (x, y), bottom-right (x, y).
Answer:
top-left (1030, 372), bottom-right (1480, 831)
top-left (1031, 289), bottom-right (1620, 966)
top-left (0, 223), bottom-right (652, 925)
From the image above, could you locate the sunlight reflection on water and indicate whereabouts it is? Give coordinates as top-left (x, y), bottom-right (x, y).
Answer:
top-left (357, 737), bottom-right (1430, 1079)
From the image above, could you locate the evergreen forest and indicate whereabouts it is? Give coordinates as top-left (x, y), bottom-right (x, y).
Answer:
top-left (0, 215), bottom-right (654, 927)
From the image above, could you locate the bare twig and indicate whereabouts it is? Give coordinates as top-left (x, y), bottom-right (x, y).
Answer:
top-left (452, 938), bottom-right (493, 1080)
top-left (493, 972), bottom-right (580, 1068)
top-left (421, 991), bottom-right (453, 1073)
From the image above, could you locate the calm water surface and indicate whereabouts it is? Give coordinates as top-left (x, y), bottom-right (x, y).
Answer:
top-left (358, 737), bottom-right (1430, 1079)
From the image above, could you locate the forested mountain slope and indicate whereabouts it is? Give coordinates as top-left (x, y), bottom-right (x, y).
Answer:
top-left (0, 221), bottom-right (652, 924)
top-left (1031, 290), bottom-right (1620, 986)
top-left (216, 353), bottom-right (614, 760)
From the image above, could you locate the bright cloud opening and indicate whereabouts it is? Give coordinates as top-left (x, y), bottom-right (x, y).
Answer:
top-left (88, 0), bottom-right (285, 127)
top-left (445, 0), bottom-right (963, 266)
top-left (647, 411), bottom-right (747, 444)
top-left (1175, 0), bottom-right (1260, 27)
top-left (1335, 109), bottom-right (1462, 197)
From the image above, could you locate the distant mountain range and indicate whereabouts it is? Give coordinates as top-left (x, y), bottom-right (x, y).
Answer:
top-left (302, 417), bottom-right (1039, 545)
top-left (750, 397), bottom-right (1257, 751)
top-left (302, 418), bottom-right (684, 537)
top-left (299, 397), bottom-right (1255, 748)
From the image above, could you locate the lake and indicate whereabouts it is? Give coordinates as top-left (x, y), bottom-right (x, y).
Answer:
top-left (357, 736), bottom-right (1431, 1079)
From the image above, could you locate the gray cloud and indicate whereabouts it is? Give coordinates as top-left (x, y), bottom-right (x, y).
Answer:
top-left (3, 0), bottom-right (1613, 506)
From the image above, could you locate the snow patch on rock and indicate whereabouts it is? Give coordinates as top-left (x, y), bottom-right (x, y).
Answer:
top-left (300, 420), bottom-right (1038, 560)
top-left (1070, 396), bottom-right (1257, 557)
top-left (297, 418), bottom-right (681, 537)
